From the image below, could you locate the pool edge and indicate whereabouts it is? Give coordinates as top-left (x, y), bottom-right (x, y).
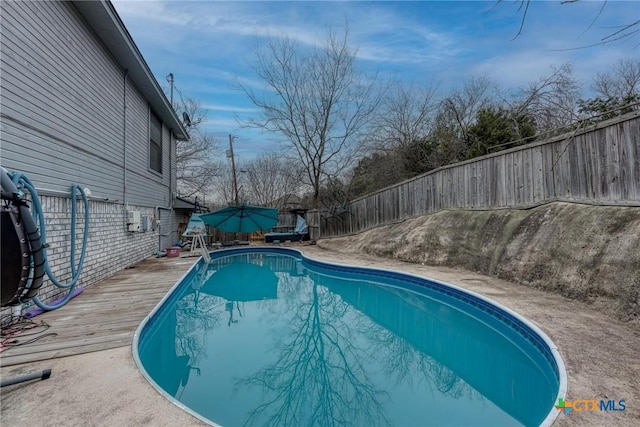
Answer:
top-left (132, 246), bottom-right (567, 427)
top-left (132, 256), bottom-right (221, 427)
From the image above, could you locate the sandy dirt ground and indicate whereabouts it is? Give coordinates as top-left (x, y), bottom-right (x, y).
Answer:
top-left (1, 245), bottom-right (639, 426)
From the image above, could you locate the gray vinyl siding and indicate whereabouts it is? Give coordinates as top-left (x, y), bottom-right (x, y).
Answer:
top-left (0, 0), bottom-right (175, 207)
top-left (123, 82), bottom-right (174, 208)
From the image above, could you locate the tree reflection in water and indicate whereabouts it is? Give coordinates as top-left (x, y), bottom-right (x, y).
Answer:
top-left (236, 275), bottom-right (391, 427)
top-left (236, 263), bottom-right (485, 426)
top-left (174, 265), bottom-right (225, 374)
top-left (363, 323), bottom-right (476, 400)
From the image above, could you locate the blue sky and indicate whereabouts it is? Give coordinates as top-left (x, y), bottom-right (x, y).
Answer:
top-left (112, 0), bottom-right (639, 159)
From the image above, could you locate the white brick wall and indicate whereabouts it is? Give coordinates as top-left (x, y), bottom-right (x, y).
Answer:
top-left (1, 195), bottom-right (169, 322)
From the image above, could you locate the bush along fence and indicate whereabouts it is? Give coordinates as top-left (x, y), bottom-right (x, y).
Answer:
top-left (309, 111), bottom-right (640, 239)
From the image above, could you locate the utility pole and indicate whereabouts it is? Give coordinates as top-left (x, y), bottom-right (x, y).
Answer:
top-left (228, 134), bottom-right (239, 205)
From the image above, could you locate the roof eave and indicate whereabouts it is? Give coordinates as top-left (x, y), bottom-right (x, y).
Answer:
top-left (72, 0), bottom-right (189, 140)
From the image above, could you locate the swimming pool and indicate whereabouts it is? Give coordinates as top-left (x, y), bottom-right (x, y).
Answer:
top-left (134, 247), bottom-right (566, 427)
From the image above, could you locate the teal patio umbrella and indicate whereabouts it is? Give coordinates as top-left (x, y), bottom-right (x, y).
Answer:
top-left (199, 205), bottom-right (279, 233)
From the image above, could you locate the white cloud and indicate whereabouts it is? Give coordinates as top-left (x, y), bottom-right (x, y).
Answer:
top-left (202, 103), bottom-right (260, 113)
top-left (112, 0), bottom-right (191, 26)
top-left (470, 51), bottom-right (571, 88)
top-left (200, 117), bottom-right (241, 132)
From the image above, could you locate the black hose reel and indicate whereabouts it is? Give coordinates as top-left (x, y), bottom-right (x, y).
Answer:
top-left (1, 168), bottom-right (45, 307)
top-left (1, 167), bottom-right (51, 388)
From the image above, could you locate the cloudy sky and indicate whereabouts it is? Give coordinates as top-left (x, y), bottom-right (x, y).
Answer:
top-left (112, 0), bottom-right (639, 158)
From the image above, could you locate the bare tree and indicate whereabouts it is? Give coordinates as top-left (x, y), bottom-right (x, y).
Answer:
top-left (498, 0), bottom-right (640, 46)
top-left (368, 82), bottom-right (439, 152)
top-left (441, 77), bottom-right (495, 144)
top-left (430, 77), bottom-right (495, 162)
top-left (578, 58), bottom-right (640, 122)
top-left (509, 63), bottom-right (581, 135)
top-left (210, 161), bottom-right (236, 206)
top-left (237, 28), bottom-right (384, 207)
top-left (243, 152), bottom-right (304, 207)
top-left (592, 58), bottom-right (640, 101)
top-left (175, 97), bottom-right (219, 199)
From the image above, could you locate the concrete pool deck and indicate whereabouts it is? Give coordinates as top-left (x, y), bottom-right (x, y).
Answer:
top-left (1, 246), bottom-right (638, 426)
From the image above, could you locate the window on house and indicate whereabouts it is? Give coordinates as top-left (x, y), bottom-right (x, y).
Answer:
top-left (149, 111), bottom-right (162, 174)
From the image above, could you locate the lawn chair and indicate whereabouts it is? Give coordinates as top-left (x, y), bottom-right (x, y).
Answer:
top-left (265, 215), bottom-right (310, 243)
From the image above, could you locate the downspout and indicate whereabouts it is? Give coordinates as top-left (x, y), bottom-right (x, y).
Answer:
top-left (156, 206), bottom-right (172, 252)
top-left (122, 69), bottom-right (129, 230)
top-left (158, 130), bottom-right (176, 251)
top-left (170, 131), bottom-right (174, 208)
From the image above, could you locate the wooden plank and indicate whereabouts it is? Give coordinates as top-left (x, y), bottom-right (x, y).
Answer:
top-left (423, 175), bottom-right (431, 213)
top-left (410, 180), bottom-right (416, 217)
top-left (575, 134), bottom-right (588, 199)
top-left (4, 331), bottom-right (134, 356)
top-left (532, 146), bottom-right (544, 203)
top-left (596, 127), bottom-right (610, 199)
top-left (1, 337), bottom-right (133, 367)
top-left (583, 133), bottom-right (597, 199)
top-left (513, 150), bottom-right (522, 206)
top-left (476, 160), bottom-right (484, 208)
top-left (557, 139), bottom-right (571, 199)
top-left (632, 119), bottom-right (640, 201)
top-left (461, 163), bottom-right (469, 208)
top-left (483, 158), bottom-right (492, 208)
top-left (487, 158), bottom-right (500, 207)
top-left (431, 174), bottom-right (436, 212)
top-left (629, 119), bottom-right (640, 201)
top-left (493, 156), bottom-right (503, 207)
top-left (607, 125), bottom-right (622, 201)
top-left (436, 172), bottom-right (441, 212)
top-left (451, 167), bottom-right (459, 208)
top-left (459, 165), bottom-right (464, 208)
top-left (469, 162), bottom-right (477, 208)
top-left (618, 119), bottom-right (635, 201)
top-left (1, 256), bottom-right (196, 366)
top-left (503, 152), bottom-right (514, 207)
top-left (523, 148), bottom-right (534, 205)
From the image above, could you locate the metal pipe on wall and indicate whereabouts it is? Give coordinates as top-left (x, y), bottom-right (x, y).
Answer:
top-left (122, 69), bottom-right (129, 230)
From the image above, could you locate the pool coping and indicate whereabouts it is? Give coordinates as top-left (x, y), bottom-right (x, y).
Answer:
top-left (132, 246), bottom-right (567, 427)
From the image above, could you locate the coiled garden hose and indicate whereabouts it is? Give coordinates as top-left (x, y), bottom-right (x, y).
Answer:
top-left (6, 170), bottom-right (89, 311)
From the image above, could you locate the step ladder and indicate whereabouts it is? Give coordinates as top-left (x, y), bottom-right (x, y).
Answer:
top-left (189, 233), bottom-right (210, 263)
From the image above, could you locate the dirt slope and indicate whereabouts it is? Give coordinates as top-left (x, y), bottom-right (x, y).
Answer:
top-left (319, 202), bottom-right (640, 324)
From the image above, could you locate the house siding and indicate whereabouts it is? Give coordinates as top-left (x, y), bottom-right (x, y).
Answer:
top-left (0, 1), bottom-right (124, 198)
top-left (0, 1), bottom-right (184, 321)
top-left (0, 0), bottom-right (176, 208)
top-left (123, 82), bottom-right (174, 208)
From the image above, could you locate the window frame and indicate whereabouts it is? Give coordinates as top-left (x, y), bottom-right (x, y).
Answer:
top-left (149, 109), bottom-right (163, 175)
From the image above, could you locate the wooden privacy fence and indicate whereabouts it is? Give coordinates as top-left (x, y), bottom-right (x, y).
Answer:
top-left (314, 111), bottom-right (640, 238)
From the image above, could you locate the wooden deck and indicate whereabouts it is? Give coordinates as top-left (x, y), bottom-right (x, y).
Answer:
top-left (0, 256), bottom-right (198, 367)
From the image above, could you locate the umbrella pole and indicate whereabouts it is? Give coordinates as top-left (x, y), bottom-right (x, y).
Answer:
top-left (229, 134), bottom-right (239, 205)
top-left (237, 302), bottom-right (243, 318)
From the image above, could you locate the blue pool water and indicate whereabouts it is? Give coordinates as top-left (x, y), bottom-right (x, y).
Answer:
top-left (135, 248), bottom-right (564, 427)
